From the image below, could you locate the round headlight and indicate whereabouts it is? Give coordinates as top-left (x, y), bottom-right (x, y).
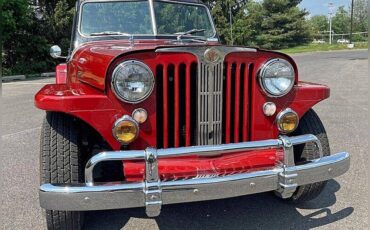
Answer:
top-left (112, 60), bottom-right (154, 103)
top-left (259, 59), bottom-right (295, 97)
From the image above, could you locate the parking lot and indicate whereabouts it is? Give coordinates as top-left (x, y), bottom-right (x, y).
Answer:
top-left (1, 50), bottom-right (368, 229)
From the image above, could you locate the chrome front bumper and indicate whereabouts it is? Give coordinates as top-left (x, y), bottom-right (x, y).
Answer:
top-left (39, 135), bottom-right (350, 217)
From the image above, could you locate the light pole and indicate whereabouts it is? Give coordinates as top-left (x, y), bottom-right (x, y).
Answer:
top-left (328, 2), bottom-right (334, 44)
top-left (349, 0), bottom-right (354, 44)
top-left (329, 16), bottom-right (332, 44)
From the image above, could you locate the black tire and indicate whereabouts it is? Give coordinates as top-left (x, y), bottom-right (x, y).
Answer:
top-left (289, 109), bottom-right (331, 203)
top-left (40, 112), bottom-right (85, 230)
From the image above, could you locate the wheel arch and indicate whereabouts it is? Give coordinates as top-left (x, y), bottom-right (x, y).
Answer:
top-left (45, 111), bottom-right (115, 150)
top-left (35, 83), bottom-right (123, 150)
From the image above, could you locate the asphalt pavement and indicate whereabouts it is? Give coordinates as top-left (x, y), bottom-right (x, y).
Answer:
top-left (1, 50), bottom-right (368, 229)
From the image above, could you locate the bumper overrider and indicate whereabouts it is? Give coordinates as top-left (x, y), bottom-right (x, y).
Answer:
top-left (39, 135), bottom-right (350, 217)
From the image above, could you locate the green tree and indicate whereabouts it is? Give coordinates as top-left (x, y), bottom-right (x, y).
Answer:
top-left (202, 0), bottom-right (249, 44)
top-left (210, 3), bottom-right (231, 43)
top-left (235, 0), bottom-right (311, 49)
top-left (50, 0), bottom-right (75, 51)
top-left (1, 0), bottom-right (52, 75)
top-left (308, 15), bottom-right (328, 37)
top-left (37, 0), bottom-right (76, 17)
top-left (233, 1), bottom-right (264, 46)
top-left (332, 6), bottom-right (350, 34)
top-left (353, 0), bottom-right (368, 32)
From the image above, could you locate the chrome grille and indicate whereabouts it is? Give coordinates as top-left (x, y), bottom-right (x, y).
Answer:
top-left (198, 62), bottom-right (224, 145)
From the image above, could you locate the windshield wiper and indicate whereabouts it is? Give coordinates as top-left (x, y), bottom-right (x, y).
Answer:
top-left (175, 28), bottom-right (206, 36)
top-left (174, 28), bottom-right (207, 42)
top-left (168, 37), bottom-right (208, 45)
top-left (89, 31), bottom-right (131, 36)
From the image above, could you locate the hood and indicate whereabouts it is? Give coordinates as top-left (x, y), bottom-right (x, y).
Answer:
top-left (68, 40), bottom-right (219, 90)
top-left (68, 40), bottom-right (295, 92)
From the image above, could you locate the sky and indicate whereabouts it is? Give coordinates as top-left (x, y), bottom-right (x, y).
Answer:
top-left (300, 0), bottom-right (352, 16)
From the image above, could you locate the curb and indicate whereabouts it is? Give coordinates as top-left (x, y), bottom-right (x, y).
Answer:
top-left (288, 48), bottom-right (368, 56)
top-left (2, 72), bottom-right (55, 83)
top-left (1, 75), bottom-right (26, 82)
top-left (41, 72), bottom-right (56, 77)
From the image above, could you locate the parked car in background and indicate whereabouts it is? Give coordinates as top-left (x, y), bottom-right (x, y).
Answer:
top-left (337, 39), bottom-right (350, 44)
top-left (312, 39), bottom-right (326, 44)
top-left (35, 0), bottom-right (350, 229)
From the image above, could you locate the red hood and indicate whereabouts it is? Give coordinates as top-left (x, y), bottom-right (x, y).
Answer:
top-left (68, 39), bottom-right (220, 90)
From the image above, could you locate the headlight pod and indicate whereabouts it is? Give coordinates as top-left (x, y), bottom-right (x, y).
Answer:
top-left (259, 59), bottom-right (295, 97)
top-left (112, 60), bottom-right (154, 104)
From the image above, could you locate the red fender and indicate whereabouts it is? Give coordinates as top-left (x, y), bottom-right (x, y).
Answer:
top-left (34, 82), bottom-right (157, 150)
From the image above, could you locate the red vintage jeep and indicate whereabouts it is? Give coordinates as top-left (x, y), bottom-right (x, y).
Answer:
top-left (35, 0), bottom-right (350, 229)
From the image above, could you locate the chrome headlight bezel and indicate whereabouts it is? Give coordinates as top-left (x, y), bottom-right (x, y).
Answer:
top-left (111, 60), bottom-right (155, 104)
top-left (258, 58), bottom-right (295, 97)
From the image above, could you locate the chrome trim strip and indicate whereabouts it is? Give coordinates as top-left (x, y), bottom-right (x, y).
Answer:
top-left (156, 47), bottom-right (257, 57)
top-left (148, 0), bottom-right (158, 35)
top-left (39, 134), bottom-right (350, 216)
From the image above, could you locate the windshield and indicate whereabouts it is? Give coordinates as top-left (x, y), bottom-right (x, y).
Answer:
top-left (80, 1), bottom-right (152, 35)
top-left (154, 2), bottom-right (214, 37)
top-left (79, 0), bottom-right (215, 39)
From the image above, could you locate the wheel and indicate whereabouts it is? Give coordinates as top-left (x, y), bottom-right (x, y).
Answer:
top-left (289, 109), bottom-right (331, 203)
top-left (40, 112), bottom-right (85, 230)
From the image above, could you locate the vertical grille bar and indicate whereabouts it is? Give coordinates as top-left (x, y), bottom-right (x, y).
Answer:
top-left (198, 63), bottom-right (202, 145)
top-left (234, 63), bottom-right (241, 143)
top-left (218, 62), bottom-right (223, 144)
top-left (185, 64), bottom-right (191, 146)
top-left (214, 62), bottom-right (223, 145)
top-left (174, 65), bottom-right (180, 147)
top-left (198, 63), bottom-right (208, 145)
top-left (163, 64), bottom-right (169, 148)
top-left (242, 64), bottom-right (250, 142)
top-left (225, 62), bottom-right (232, 144)
top-left (214, 64), bottom-right (217, 145)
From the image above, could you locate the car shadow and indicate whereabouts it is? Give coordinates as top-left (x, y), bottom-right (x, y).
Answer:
top-left (84, 180), bottom-right (353, 230)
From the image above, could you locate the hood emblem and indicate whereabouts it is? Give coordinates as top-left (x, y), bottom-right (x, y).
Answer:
top-left (204, 48), bottom-right (222, 63)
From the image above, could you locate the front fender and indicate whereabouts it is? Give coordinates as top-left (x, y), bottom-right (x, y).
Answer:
top-left (35, 83), bottom-right (122, 150)
top-left (250, 81), bottom-right (330, 140)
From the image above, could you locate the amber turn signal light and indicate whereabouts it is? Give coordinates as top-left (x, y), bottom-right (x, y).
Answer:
top-left (276, 108), bottom-right (299, 134)
top-left (113, 116), bottom-right (139, 144)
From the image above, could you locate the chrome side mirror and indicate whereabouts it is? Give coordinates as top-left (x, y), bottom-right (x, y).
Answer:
top-left (50, 45), bottom-right (66, 59)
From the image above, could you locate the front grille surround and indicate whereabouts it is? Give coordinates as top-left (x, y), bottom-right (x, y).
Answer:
top-left (155, 46), bottom-right (257, 149)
